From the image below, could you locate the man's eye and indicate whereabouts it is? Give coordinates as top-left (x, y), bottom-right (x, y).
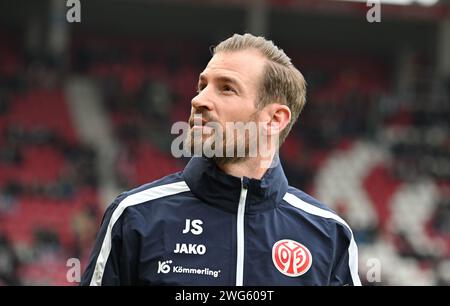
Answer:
top-left (222, 85), bottom-right (235, 93)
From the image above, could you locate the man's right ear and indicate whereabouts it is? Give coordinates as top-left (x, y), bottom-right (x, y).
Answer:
top-left (266, 103), bottom-right (291, 137)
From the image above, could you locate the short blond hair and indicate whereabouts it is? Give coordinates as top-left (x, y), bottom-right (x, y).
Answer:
top-left (213, 33), bottom-right (307, 145)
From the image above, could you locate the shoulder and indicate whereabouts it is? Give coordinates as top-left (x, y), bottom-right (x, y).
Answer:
top-left (115, 171), bottom-right (189, 207)
top-left (102, 172), bottom-right (190, 229)
top-left (283, 188), bottom-right (361, 286)
top-left (282, 186), bottom-right (353, 237)
top-left (124, 171), bottom-right (188, 198)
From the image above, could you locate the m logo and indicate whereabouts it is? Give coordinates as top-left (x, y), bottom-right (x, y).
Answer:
top-left (272, 239), bottom-right (312, 277)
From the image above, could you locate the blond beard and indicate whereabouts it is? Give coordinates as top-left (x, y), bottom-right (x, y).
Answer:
top-left (186, 123), bottom-right (250, 166)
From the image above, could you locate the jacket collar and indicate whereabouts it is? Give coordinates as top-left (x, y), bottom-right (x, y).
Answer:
top-left (182, 156), bottom-right (288, 214)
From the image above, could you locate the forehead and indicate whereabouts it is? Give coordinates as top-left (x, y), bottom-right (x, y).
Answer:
top-left (200, 50), bottom-right (267, 89)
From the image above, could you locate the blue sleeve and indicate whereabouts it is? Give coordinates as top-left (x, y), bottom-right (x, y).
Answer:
top-left (80, 193), bottom-right (141, 286)
top-left (329, 225), bottom-right (361, 286)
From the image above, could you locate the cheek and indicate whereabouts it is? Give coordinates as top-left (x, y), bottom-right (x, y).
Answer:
top-left (221, 103), bottom-right (257, 122)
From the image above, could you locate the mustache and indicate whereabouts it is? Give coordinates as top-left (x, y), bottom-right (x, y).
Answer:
top-left (189, 112), bottom-right (218, 128)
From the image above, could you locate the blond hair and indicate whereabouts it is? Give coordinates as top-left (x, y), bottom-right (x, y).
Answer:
top-left (213, 33), bottom-right (307, 144)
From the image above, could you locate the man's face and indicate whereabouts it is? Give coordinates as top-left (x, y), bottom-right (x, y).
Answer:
top-left (187, 49), bottom-right (267, 164)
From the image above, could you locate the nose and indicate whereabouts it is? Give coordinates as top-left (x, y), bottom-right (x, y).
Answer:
top-left (191, 88), bottom-right (213, 112)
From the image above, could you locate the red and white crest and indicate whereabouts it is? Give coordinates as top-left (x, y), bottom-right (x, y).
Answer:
top-left (272, 239), bottom-right (312, 277)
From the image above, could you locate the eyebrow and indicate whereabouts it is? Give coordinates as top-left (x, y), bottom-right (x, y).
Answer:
top-left (198, 73), bottom-right (243, 92)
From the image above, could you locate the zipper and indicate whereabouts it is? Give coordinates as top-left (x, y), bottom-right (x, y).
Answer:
top-left (235, 177), bottom-right (248, 286)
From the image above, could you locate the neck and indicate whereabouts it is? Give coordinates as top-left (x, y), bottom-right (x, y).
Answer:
top-left (216, 152), bottom-right (276, 180)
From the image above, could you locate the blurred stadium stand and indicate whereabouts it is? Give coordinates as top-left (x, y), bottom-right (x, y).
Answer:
top-left (0, 0), bottom-right (449, 285)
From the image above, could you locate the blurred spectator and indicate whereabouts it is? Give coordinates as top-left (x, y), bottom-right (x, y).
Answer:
top-left (431, 197), bottom-right (450, 235)
top-left (0, 234), bottom-right (21, 285)
top-left (0, 143), bottom-right (23, 165)
top-left (0, 187), bottom-right (18, 215)
top-left (33, 228), bottom-right (61, 260)
top-left (71, 207), bottom-right (99, 262)
top-left (0, 89), bottom-right (10, 115)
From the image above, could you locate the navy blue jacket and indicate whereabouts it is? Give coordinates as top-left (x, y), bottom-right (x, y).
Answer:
top-left (81, 156), bottom-right (361, 286)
